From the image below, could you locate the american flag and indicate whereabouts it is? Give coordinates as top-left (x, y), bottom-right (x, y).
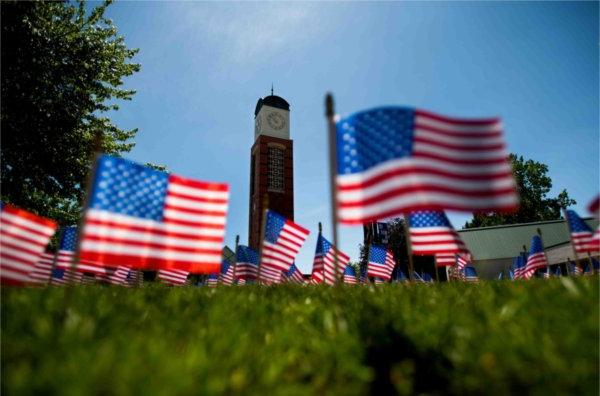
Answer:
top-left (127, 270), bottom-right (144, 287)
top-left (158, 269), bottom-right (189, 286)
top-left (456, 254), bottom-right (469, 271)
top-left (311, 234), bottom-right (350, 285)
top-left (412, 272), bottom-right (430, 283)
top-left (260, 210), bottom-right (309, 275)
top-left (541, 269), bottom-right (551, 279)
top-left (1, 203), bottom-right (57, 285)
top-left (237, 278), bottom-right (247, 285)
top-left (464, 266), bottom-right (479, 282)
top-left (335, 107), bottom-right (517, 224)
top-left (367, 245), bottom-right (395, 281)
top-left (343, 265), bottom-right (357, 284)
top-left (569, 261), bottom-right (583, 276)
top-left (524, 235), bottom-right (547, 278)
top-left (81, 274), bottom-right (97, 285)
top-left (207, 273), bottom-right (219, 287)
top-left (435, 253), bottom-right (456, 267)
top-left (512, 256), bottom-right (525, 279)
top-left (235, 245), bottom-right (259, 281)
top-left (56, 226), bottom-right (113, 275)
top-left (408, 211), bottom-right (468, 255)
top-left (107, 266), bottom-right (131, 286)
top-left (258, 264), bottom-right (283, 284)
top-left (28, 252), bottom-right (55, 284)
top-left (219, 260), bottom-right (235, 285)
top-left (284, 263), bottom-right (305, 284)
top-left (50, 268), bottom-right (68, 285)
top-left (565, 210), bottom-right (599, 254)
top-left (373, 277), bottom-right (385, 285)
top-left (79, 155), bottom-right (229, 273)
top-left (394, 269), bottom-right (408, 282)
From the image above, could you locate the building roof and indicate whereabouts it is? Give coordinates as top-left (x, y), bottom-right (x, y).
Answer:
top-left (458, 217), bottom-right (598, 261)
top-left (254, 95), bottom-right (290, 116)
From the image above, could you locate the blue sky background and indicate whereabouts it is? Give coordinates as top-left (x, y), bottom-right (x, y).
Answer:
top-left (103, 1), bottom-right (599, 273)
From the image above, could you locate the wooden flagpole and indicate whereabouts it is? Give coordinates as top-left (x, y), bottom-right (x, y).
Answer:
top-left (325, 93), bottom-right (341, 284)
top-left (537, 228), bottom-right (551, 279)
top-left (402, 216), bottom-right (416, 282)
top-left (562, 207), bottom-right (584, 274)
top-left (257, 194), bottom-right (269, 284)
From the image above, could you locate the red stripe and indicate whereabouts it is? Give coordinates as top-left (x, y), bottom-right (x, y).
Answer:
top-left (84, 218), bottom-right (223, 241)
top-left (338, 167), bottom-right (513, 191)
top-left (414, 123), bottom-right (503, 138)
top-left (82, 235), bottom-right (221, 255)
top-left (277, 234), bottom-right (302, 250)
top-left (1, 205), bottom-right (58, 229)
top-left (166, 191), bottom-right (228, 204)
top-left (414, 136), bottom-right (505, 152)
top-left (161, 217), bottom-right (225, 230)
top-left (339, 184), bottom-right (516, 208)
top-left (79, 251), bottom-right (220, 273)
top-left (168, 174), bottom-right (229, 192)
top-left (284, 220), bottom-right (310, 236)
top-left (414, 109), bottom-right (500, 126)
top-left (413, 151), bottom-right (508, 165)
top-left (1, 239), bottom-right (46, 257)
top-left (163, 203), bottom-right (226, 217)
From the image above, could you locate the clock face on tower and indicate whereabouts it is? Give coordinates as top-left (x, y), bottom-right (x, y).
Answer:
top-left (267, 112), bottom-right (286, 131)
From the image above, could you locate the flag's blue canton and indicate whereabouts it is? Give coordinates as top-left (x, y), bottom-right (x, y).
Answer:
top-left (593, 258), bottom-right (599, 270)
top-left (369, 245), bottom-right (387, 265)
top-left (237, 246), bottom-right (258, 265)
top-left (336, 107), bottom-right (415, 175)
top-left (52, 268), bottom-right (65, 279)
top-left (395, 270), bottom-right (407, 280)
top-left (90, 155), bottom-right (169, 221)
top-left (220, 261), bottom-right (230, 275)
top-left (566, 210), bottom-right (593, 232)
top-left (59, 226), bottom-right (78, 251)
top-left (208, 274), bottom-right (219, 280)
top-left (344, 265), bottom-right (356, 276)
top-left (529, 235), bottom-right (544, 254)
top-left (286, 263), bottom-right (299, 277)
top-left (360, 266), bottom-right (367, 281)
top-left (422, 273), bottom-right (433, 282)
top-left (265, 211), bottom-right (286, 243)
top-left (315, 234), bottom-right (332, 255)
top-left (409, 211), bottom-right (452, 228)
top-left (465, 266), bottom-right (478, 277)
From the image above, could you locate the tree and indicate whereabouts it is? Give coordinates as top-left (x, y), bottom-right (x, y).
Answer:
top-left (464, 154), bottom-right (576, 228)
top-left (1, 0), bottom-right (140, 225)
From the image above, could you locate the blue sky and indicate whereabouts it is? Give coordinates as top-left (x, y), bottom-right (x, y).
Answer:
top-left (103, 1), bottom-right (599, 273)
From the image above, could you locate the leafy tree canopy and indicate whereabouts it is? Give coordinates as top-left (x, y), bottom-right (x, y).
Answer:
top-left (1, 0), bottom-right (140, 225)
top-left (464, 154), bottom-right (576, 228)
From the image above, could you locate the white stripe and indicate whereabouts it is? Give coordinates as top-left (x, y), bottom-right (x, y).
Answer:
top-left (1, 246), bottom-right (41, 264)
top-left (0, 225), bottom-right (54, 245)
top-left (1, 234), bottom-right (47, 253)
top-left (339, 193), bottom-right (518, 221)
top-left (415, 114), bottom-right (502, 133)
top-left (414, 141), bottom-right (507, 160)
top-left (412, 243), bottom-right (465, 252)
top-left (337, 158), bottom-right (511, 185)
top-left (415, 128), bottom-right (505, 146)
top-left (0, 212), bottom-right (56, 236)
top-left (167, 183), bottom-right (229, 200)
top-left (80, 241), bottom-right (222, 263)
top-left (1, 257), bottom-right (36, 272)
top-left (83, 225), bottom-right (223, 250)
top-left (281, 224), bottom-right (309, 241)
top-left (163, 208), bottom-right (226, 225)
top-left (0, 269), bottom-right (31, 282)
top-left (85, 209), bottom-right (225, 237)
top-left (165, 195), bottom-right (228, 212)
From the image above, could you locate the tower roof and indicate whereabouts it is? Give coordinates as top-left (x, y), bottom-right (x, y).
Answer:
top-left (254, 95), bottom-right (290, 116)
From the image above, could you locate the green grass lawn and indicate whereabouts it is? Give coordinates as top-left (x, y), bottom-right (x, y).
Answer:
top-left (2, 278), bottom-right (598, 395)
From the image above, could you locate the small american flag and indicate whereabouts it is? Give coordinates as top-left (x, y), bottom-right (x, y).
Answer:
top-left (28, 252), bottom-right (55, 284)
top-left (512, 256), bottom-right (525, 279)
top-left (79, 155), bottom-right (229, 273)
top-left (235, 245), bottom-right (259, 281)
top-left (394, 269), bottom-right (408, 282)
top-left (127, 270), bottom-right (144, 287)
top-left (373, 277), bottom-right (385, 285)
top-left (258, 264), bottom-right (283, 284)
top-left (569, 261), bottom-right (583, 276)
top-left (408, 211), bottom-right (468, 255)
top-left (367, 245), bottom-right (395, 281)
top-left (284, 263), bottom-right (305, 284)
top-left (435, 253), bottom-right (456, 267)
top-left (1, 203), bottom-right (57, 285)
top-left (524, 235), bottom-right (547, 278)
top-left (342, 265), bottom-right (357, 285)
top-left (260, 210), bottom-right (309, 274)
top-left (158, 269), bottom-right (189, 286)
top-left (311, 234), bottom-right (350, 285)
top-left (207, 273), bottom-right (219, 287)
top-left (464, 266), bottom-right (479, 282)
top-left (56, 226), bottom-right (113, 275)
top-left (219, 260), bottom-right (235, 285)
top-left (50, 268), bottom-right (68, 286)
top-left (565, 210), bottom-right (599, 254)
top-left (335, 107), bottom-right (517, 224)
top-left (107, 266), bottom-right (131, 286)
top-left (456, 254), bottom-right (469, 271)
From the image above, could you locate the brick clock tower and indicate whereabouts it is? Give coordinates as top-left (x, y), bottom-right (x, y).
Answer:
top-left (248, 93), bottom-right (294, 249)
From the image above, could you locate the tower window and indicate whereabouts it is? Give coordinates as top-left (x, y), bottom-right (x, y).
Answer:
top-left (268, 146), bottom-right (284, 192)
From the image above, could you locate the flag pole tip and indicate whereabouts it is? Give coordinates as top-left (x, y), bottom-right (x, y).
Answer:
top-left (325, 93), bottom-right (334, 116)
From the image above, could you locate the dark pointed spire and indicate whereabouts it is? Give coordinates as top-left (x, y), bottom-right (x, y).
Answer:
top-left (271, 83), bottom-right (274, 96)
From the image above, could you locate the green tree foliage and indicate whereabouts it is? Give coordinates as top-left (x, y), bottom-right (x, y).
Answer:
top-left (465, 154), bottom-right (576, 228)
top-left (1, 0), bottom-right (140, 225)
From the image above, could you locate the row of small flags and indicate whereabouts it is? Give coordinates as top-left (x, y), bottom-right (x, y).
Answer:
top-left (1, 101), bottom-right (599, 285)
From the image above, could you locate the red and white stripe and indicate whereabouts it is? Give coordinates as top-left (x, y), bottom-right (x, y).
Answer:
top-left (158, 269), bottom-right (189, 286)
top-left (343, 273), bottom-right (357, 285)
top-left (337, 111), bottom-right (517, 224)
top-left (524, 252), bottom-right (546, 278)
top-left (55, 250), bottom-right (114, 275)
top-left (107, 266), bottom-right (131, 286)
top-left (235, 263), bottom-right (258, 280)
top-left (1, 205), bottom-right (57, 285)
top-left (260, 219), bottom-right (309, 273)
top-left (314, 248), bottom-right (350, 285)
top-left (286, 268), bottom-right (305, 284)
top-left (28, 252), bottom-right (55, 284)
top-left (410, 226), bottom-right (468, 255)
top-left (373, 278), bottom-right (385, 285)
top-left (435, 253), bottom-right (456, 267)
top-left (367, 250), bottom-right (395, 280)
top-left (80, 175), bottom-right (229, 273)
top-left (207, 276), bottom-right (218, 287)
top-left (456, 254), bottom-right (469, 270)
top-left (220, 264), bottom-right (235, 285)
top-left (259, 265), bottom-right (283, 284)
